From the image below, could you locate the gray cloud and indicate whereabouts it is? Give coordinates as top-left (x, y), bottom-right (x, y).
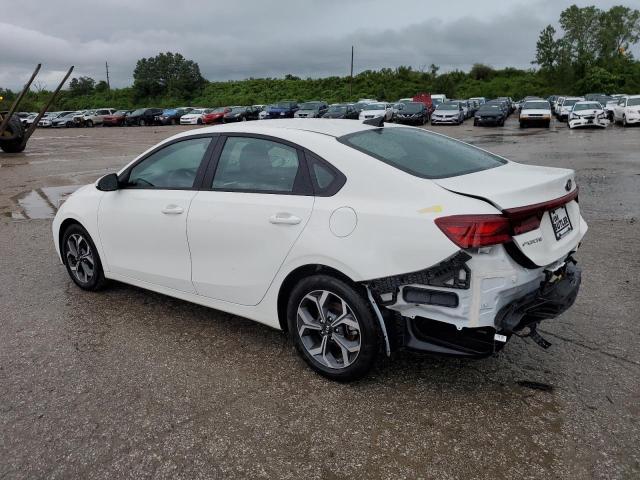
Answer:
top-left (1, 0), bottom-right (637, 89)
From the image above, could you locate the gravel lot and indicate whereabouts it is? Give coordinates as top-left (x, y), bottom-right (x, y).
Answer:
top-left (1, 118), bottom-right (638, 479)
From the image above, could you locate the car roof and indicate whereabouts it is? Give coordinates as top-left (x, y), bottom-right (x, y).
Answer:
top-left (181, 118), bottom-right (390, 139)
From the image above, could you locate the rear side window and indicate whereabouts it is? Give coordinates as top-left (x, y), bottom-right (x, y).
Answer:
top-left (212, 137), bottom-right (300, 193)
top-left (338, 127), bottom-right (506, 179)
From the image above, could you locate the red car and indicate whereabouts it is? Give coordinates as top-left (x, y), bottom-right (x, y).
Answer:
top-left (102, 110), bottom-right (131, 127)
top-left (412, 93), bottom-right (434, 116)
top-left (202, 107), bottom-right (230, 124)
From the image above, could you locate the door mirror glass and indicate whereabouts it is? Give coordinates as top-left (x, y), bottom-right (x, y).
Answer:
top-left (97, 173), bottom-right (120, 191)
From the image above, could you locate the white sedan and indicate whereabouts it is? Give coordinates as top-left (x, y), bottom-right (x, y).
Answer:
top-left (53, 119), bottom-right (587, 381)
top-left (358, 103), bottom-right (393, 122)
top-left (179, 108), bottom-right (212, 125)
top-left (519, 99), bottom-right (551, 128)
top-left (568, 101), bottom-right (608, 129)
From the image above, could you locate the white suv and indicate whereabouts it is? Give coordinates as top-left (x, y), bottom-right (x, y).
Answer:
top-left (613, 95), bottom-right (640, 126)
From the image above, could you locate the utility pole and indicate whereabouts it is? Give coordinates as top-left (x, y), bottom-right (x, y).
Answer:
top-left (105, 61), bottom-right (111, 89)
top-left (349, 46), bottom-right (354, 99)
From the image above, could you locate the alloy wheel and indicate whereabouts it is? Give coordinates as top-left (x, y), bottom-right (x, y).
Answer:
top-left (296, 290), bottom-right (361, 369)
top-left (65, 233), bottom-right (95, 283)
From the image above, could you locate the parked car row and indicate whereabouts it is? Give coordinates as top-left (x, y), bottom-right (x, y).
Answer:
top-left (23, 92), bottom-right (639, 131)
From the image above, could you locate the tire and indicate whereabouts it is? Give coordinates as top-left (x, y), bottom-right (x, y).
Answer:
top-left (519, 121), bottom-right (525, 128)
top-left (139, 119), bottom-right (146, 127)
top-left (499, 118), bottom-right (505, 127)
top-left (241, 117), bottom-right (247, 122)
top-left (622, 115), bottom-right (627, 127)
top-left (545, 121), bottom-right (550, 128)
top-left (473, 119), bottom-right (478, 126)
top-left (287, 274), bottom-right (380, 382)
top-left (85, 120), bottom-right (94, 128)
top-left (0, 115), bottom-right (26, 152)
top-left (0, 114), bottom-right (24, 141)
top-left (61, 224), bottom-right (107, 291)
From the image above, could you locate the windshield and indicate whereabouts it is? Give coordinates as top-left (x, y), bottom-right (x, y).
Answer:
top-left (436, 104), bottom-right (459, 111)
top-left (299, 102), bottom-right (321, 110)
top-left (114, 110), bottom-right (128, 115)
top-left (479, 105), bottom-right (501, 113)
top-left (190, 109), bottom-right (205, 114)
top-left (339, 128), bottom-right (506, 179)
top-left (563, 99), bottom-right (579, 107)
top-left (274, 102), bottom-right (295, 108)
top-left (403, 103), bottom-right (424, 113)
top-left (573, 103), bottom-right (601, 111)
top-left (628, 98), bottom-right (640, 106)
top-left (363, 103), bottom-right (387, 110)
top-left (212, 107), bottom-right (227, 113)
top-left (328, 105), bottom-right (347, 112)
top-left (523, 101), bottom-right (550, 110)
top-left (230, 107), bottom-right (246, 113)
top-left (131, 109), bottom-right (145, 116)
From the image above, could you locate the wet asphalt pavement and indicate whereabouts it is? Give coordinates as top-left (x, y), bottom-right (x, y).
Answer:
top-left (1, 118), bottom-right (639, 479)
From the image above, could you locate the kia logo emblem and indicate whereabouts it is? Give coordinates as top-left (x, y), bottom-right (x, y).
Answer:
top-left (565, 179), bottom-right (572, 192)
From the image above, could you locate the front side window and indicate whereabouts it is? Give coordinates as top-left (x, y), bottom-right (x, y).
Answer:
top-left (212, 137), bottom-right (300, 193)
top-left (127, 137), bottom-right (211, 189)
top-left (339, 127), bottom-right (506, 179)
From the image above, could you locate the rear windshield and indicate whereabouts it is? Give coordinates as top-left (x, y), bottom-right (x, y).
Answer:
top-left (339, 127), bottom-right (506, 179)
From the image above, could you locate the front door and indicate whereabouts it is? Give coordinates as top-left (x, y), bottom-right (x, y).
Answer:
top-left (98, 136), bottom-right (213, 292)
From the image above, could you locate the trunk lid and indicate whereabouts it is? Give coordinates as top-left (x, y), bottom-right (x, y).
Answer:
top-left (434, 162), bottom-right (587, 267)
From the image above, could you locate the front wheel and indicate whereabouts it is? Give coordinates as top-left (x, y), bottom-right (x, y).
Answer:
top-left (62, 224), bottom-right (107, 291)
top-left (139, 119), bottom-right (146, 127)
top-left (85, 120), bottom-right (94, 128)
top-left (287, 275), bottom-right (380, 382)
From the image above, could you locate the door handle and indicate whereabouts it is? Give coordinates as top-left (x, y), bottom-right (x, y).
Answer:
top-left (161, 205), bottom-right (184, 215)
top-left (269, 213), bottom-right (301, 225)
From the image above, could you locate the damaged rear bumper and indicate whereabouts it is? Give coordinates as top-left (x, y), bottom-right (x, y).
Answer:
top-left (398, 263), bottom-right (580, 357)
top-left (368, 250), bottom-right (582, 357)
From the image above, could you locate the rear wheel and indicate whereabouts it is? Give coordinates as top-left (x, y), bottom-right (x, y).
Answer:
top-left (61, 224), bottom-right (106, 291)
top-left (139, 119), bottom-right (146, 127)
top-left (287, 275), bottom-right (380, 382)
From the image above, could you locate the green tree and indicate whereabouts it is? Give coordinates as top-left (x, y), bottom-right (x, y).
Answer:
top-left (469, 63), bottom-right (495, 81)
top-left (68, 76), bottom-right (96, 96)
top-left (559, 5), bottom-right (602, 75)
top-left (534, 25), bottom-right (559, 69)
top-left (95, 80), bottom-right (109, 93)
top-left (597, 5), bottom-right (640, 60)
top-left (133, 52), bottom-right (205, 100)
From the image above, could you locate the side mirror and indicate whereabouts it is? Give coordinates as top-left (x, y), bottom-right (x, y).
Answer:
top-left (97, 173), bottom-right (120, 192)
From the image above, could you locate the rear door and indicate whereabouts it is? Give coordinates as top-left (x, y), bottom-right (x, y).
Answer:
top-left (188, 134), bottom-right (314, 305)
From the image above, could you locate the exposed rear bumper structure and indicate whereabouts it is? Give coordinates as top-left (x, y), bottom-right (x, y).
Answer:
top-left (398, 261), bottom-right (581, 357)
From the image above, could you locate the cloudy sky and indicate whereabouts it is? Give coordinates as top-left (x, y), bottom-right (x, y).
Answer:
top-left (1, 0), bottom-right (637, 90)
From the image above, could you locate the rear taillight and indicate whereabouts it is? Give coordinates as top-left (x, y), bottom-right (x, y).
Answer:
top-left (435, 215), bottom-right (511, 248)
top-left (436, 187), bottom-right (579, 249)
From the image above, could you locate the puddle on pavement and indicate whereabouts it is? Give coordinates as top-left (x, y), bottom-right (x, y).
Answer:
top-left (10, 185), bottom-right (80, 219)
